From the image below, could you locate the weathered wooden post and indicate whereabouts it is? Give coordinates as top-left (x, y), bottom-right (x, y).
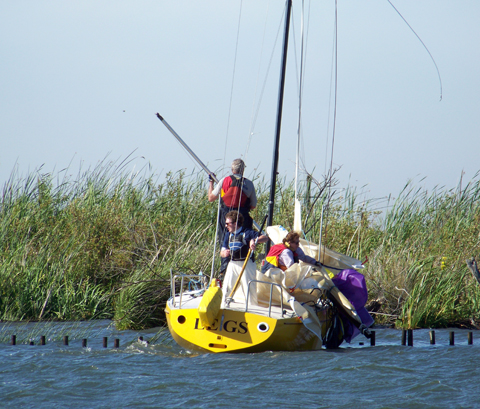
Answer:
top-left (429, 330), bottom-right (435, 345)
top-left (40, 336), bottom-right (46, 345)
top-left (114, 339), bottom-right (120, 348)
top-left (407, 329), bottom-right (413, 346)
top-left (370, 331), bottom-right (376, 346)
top-left (103, 337), bottom-right (108, 348)
top-left (401, 329), bottom-right (406, 346)
top-left (82, 339), bottom-right (87, 348)
top-left (63, 336), bottom-right (69, 346)
top-left (449, 331), bottom-right (455, 346)
top-left (11, 335), bottom-right (16, 346)
top-left (468, 332), bottom-right (473, 345)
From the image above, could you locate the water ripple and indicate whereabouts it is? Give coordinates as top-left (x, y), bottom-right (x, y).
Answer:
top-left (1, 325), bottom-right (480, 408)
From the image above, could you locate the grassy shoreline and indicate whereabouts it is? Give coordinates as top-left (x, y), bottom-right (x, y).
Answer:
top-left (1, 160), bottom-right (480, 330)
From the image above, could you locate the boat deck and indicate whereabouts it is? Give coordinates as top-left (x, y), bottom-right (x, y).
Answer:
top-left (169, 292), bottom-right (295, 320)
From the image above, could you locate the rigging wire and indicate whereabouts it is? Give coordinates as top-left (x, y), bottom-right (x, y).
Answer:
top-left (299, 0), bottom-right (312, 178)
top-left (245, 0), bottom-right (272, 156)
top-left (224, 0), bottom-right (244, 163)
top-left (246, 2), bottom-right (285, 148)
top-left (319, 0), bottom-right (338, 263)
top-left (294, 0), bottom-right (304, 202)
top-left (387, 0), bottom-right (443, 101)
top-left (289, 0), bottom-right (313, 235)
top-left (328, 0), bottom-right (338, 186)
top-left (210, 0), bottom-right (245, 278)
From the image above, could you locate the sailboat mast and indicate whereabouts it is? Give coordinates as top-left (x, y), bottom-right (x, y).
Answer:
top-left (266, 0), bottom-right (292, 252)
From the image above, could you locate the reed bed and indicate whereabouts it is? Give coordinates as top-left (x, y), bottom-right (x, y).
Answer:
top-left (1, 160), bottom-right (480, 330)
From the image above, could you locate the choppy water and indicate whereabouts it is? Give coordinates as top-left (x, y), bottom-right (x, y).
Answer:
top-left (1, 321), bottom-right (479, 408)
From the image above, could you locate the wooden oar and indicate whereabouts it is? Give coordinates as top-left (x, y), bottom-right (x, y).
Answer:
top-left (227, 215), bottom-right (268, 303)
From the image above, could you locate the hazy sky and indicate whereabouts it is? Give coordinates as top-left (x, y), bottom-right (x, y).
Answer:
top-left (2, 1), bottom-right (479, 207)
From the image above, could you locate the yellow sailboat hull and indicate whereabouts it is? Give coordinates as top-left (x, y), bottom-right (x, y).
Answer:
top-left (165, 303), bottom-right (323, 353)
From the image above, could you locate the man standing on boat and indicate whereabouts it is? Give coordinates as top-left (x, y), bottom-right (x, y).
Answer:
top-left (208, 158), bottom-right (258, 276)
top-left (220, 210), bottom-right (268, 306)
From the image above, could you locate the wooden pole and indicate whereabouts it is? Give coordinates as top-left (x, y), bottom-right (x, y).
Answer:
top-left (82, 339), bottom-right (87, 348)
top-left (468, 331), bottom-right (473, 345)
top-left (103, 337), bottom-right (108, 348)
top-left (40, 336), bottom-right (46, 345)
top-left (63, 336), bottom-right (69, 346)
top-left (449, 331), bottom-right (455, 346)
top-left (401, 329), bottom-right (406, 346)
top-left (370, 331), bottom-right (376, 346)
top-left (429, 330), bottom-right (435, 345)
top-left (114, 339), bottom-right (120, 348)
top-left (407, 329), bottom-right (413, 346)
top-left (11, 335), bottom-right (16, 345)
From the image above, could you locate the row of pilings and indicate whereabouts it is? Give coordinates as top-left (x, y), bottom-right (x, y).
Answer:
top-left (399, 330), bottom-right (474, 346)
top-left (4, 332), bottom-right (475, 347)
top-left (363, 330), bottom-right (474, 347)
top-left (8, 335), bottom-right (148, 347)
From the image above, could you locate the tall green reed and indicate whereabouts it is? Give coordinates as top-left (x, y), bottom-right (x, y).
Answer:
top-left (2, 159), bottom-right (480, 330)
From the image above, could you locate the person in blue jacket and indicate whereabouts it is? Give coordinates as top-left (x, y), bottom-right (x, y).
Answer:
top-left (220, 210), bottom-right (267, 305)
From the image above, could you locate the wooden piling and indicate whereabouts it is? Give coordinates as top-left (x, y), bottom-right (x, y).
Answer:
top-left (449, 331), bottom-right (455, 346)
top-left (40, 336), bottom-right (46, 345)
top-left (82, 339), bottom-right (87, 348)
top-left (63, 336), bottom-right (69, 346)
top-left (401, 329), bottom-right (406, 346)
top-left (11, 335), bottom-right (16, 346)
top-left (114, 338), bottom-right (120, 348)
top-left (103, 337), bottom-right (108, 348)
top-left (370, 331), bottom-right (376, 346)
top-left (429, 330), bottom-right (435, 345)
top-left (407, 329), bottom-right (413, 346)
top-left (468, 332), bottom-right (473, 345)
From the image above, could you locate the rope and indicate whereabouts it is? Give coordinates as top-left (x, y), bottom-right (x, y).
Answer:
top-left (387, 0), bottom-right (443, 101)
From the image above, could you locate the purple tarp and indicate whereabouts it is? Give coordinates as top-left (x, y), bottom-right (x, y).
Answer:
top-left (332, 269), bottom-right (374, 343)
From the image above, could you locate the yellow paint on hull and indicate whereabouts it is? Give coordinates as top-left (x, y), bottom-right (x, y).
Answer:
top-left (165, 304), bottom-right (323, 353)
